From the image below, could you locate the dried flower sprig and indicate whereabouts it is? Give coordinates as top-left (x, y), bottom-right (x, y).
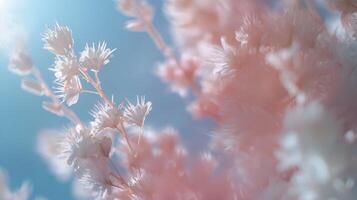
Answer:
top-left (9, 44), bottom-right (82, 125)
top-left (8, 0), bottom-right (357, 199)
top-left (10, 23), bottom-right (154, 199)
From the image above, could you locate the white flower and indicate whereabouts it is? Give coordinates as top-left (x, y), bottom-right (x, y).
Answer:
top-left (43, 24), bottom-right (73, 55)
top-left (80, 42), bottom-right (116, 71)
top-left (61, 126), bottom-right (122, 199)
top-left (55, 76), bottom-right (82, 106)
top-left (8, 46), bottom-right (33, 76)
top-left (62, 126), bottom-right (112, 170)
top-left (51, 55), bottom-right (80, 82)
top-left (50, 54), bottom-right (82, 106)
top-left (90, 101), bottom-right (124, 133)
top-left (124, 96), bottom-right (152, 127)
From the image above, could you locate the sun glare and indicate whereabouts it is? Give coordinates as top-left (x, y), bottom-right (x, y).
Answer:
top-left (0, 0), bottom-right (12, 12)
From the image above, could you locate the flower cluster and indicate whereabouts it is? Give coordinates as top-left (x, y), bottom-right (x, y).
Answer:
top-left (43, 24), bottom-right (116, 106)
top-left (7, 0), bottom-right (357, 199)
top-left (10, 22), bottom-right (154, 199)
top-left (118, 0), bottom-right (357, 199)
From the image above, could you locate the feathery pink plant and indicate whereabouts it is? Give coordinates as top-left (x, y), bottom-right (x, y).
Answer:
top-left (6, 0), bottom-right (357, 199)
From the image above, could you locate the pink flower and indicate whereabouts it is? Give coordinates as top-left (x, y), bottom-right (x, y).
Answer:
top-left (157, 55), bottom-right (199, 96)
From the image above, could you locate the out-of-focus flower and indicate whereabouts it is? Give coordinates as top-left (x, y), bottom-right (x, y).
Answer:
top-left (62, 126), bottom-right (112, 168)
top-left (8, 46), bottom-right (33, 76)
top-left (43, 24), bottom-right (73, 56)
top-left (80, 42), bottom-right (116, 71)
top-left (117, 0), bottom-right (154, 33)
top-left (90, 101), bottom-right (124, 133)
top-left (71, 179), bottom-right (92, 200)
top-left (61, 126), bottom-right (124, 199)
top-left (117, 0), bottom-right (153, 22)
top-left (116, 0), bottom-right (134, 16)
top-left (124, 96), bottom-right (152, 127)
top-left (157, 55), bottom-right (199, 96)
top-left (277, 103), bottom-right (357, 200)
top-left (21, 79), bottom-right (44, 96)
top-left (37, 130), bottom-right (72, 182)
top-left (0, 169), bottom-right (32, 200)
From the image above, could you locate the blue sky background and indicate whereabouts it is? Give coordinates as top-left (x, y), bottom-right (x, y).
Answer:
top-left (0, 0), bottom-right (213, 199)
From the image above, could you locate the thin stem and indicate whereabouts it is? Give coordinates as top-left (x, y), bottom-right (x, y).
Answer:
top-left (138, 126), bottom-right (143, 145)
top-left (116, 123), bottom-right (135, 155)
top-left (133, 0), bottom-right (179, 64)
top-left (94, 71), bottom-right (101, 86)
top-left (80, 68), bottom-right (137, 158)
top-left (80, 69), bottom-right (115, 108)
top-left (81, 89), bottom-right (99, 95)
top-left (108, 158), bottom-right (129, 188)
top-left (132, 0), bottom-right (202, 96)
top-left (31, 67), bottom-right (83, 126)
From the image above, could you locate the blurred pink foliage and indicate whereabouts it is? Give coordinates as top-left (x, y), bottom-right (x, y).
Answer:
top-left (6, 0), bottom-right (357, 199)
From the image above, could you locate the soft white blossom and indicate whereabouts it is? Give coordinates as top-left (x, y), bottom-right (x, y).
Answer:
top-left (124, 96), bottom-right (152, 127)
top-left (43, 24), bottom-right (73, 55)
top-left (90, 101), bottom-right (124, 133)
top-left (51, 55), bottom-right (80, 82)
top-left (61, 126), bottom-right (122, 199)
top-left (37, 130), bottom-right (72, 182)
top-left (80, 42), bottom-right (116, 71)
top-left (62, 126), bottom-right (112, 169)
